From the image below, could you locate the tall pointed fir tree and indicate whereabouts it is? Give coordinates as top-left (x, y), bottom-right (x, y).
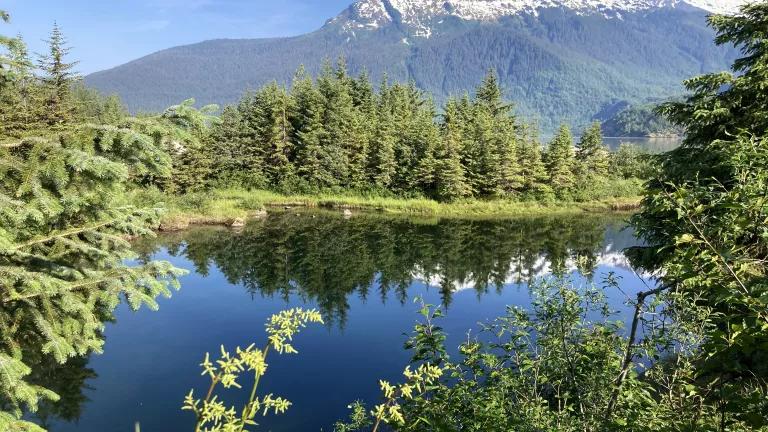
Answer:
top-left (0, 33), bottom-right (37, 137)
top-left (255, 82), bottom-right (296, 187)
top-left (235, 91), bottom-right (269, 187)
top-left (492, 113), bottom-right (523, 196)
top-left (290, 66), bottom-right (332, 189)
top-left (545, 124), bottom-right (576, 195)
top-left (349, 69), bottom-right (376, 190)
top-left (316, 61), bottom-right (353, 188)
top-left (435, 99), bottom-right (471, 201)
top-left (410, 99), bottom-right (442, 196)
top-left (70, 85), bottom-right (128, 126)
top-left (465, 103), bottom-right (497, 196)
top-left (475, 69), bottom-right (505, 116)
top-left (207, 104), bottom-right (266, 188)
top-left (576, 121), bottom-right (610, 178)
top-left (388, 81), bottom-right (431, 193)
top-left (368, 77), bottom-right (397, 189)
top-left (517, 123), bottom-right (550, 195)
top-left (459, 71), bottom-right (523, 197)
top-left (36, 23), bottom-right (79, 127)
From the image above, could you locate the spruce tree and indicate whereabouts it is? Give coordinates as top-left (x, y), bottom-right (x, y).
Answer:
top-left (435, 99), bottom-right (471, 201)
top-left (475, 69), bottom-right (507, 116)
top-left (255, 82), bottom-right (296, 187)
top-left (0, 125), bottom-right (183, 431)
top-left (150, 98), bottom-right (220, 192)
top-left (516, 123), bottom-right (549, 194)
top-left (545, 124), bottom-right (576, 195)
top-left (410, 100), bottom-right (442, 195)
top-left (465, 105), bottom-right (497, 196)
top-left (576, 121), bottom-right (610, 178)
top-left (0, 34), bottom-right (37, 136)
top-left (290, 67), bottom-right (332, 189)
top-left (207, 101), bottom-right (267, 189)
top-left (493, 118), bottom-right (522, 196)
top-left (462, 71), bottom-right (522, 197)
top-left (387, 82), bottom-right (430, 193)
top-left (71, 85), bottom-right (128, 125)
top-left (235, 92), bottom-right (268, 187)
top-left (368, 79), bottom-right (397, 189)
top-left (36, 23), bottom-right (79, 126)
top-left (317, 60), bottom-right (362, 188)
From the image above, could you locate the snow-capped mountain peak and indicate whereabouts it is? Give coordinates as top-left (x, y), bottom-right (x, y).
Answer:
top-left (329, 0), bottom-right (746, 37)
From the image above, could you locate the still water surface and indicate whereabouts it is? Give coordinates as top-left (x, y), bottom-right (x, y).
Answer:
top-left (42, 212), bottom-right (653, 432)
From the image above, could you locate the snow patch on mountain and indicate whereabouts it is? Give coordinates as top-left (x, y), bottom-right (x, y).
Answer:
top-left (329, 0), bottom-right (746, 37)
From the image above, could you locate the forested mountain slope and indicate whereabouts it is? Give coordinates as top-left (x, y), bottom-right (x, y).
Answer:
top-left (85, 0), bottom-right (740, 131)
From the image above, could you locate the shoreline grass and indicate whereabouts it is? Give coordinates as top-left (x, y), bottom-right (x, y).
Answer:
top-left (124, 187), bottom-right (641, 230)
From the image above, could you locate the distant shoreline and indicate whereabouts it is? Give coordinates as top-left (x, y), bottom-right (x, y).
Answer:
top-left (124, 189), bottom-right (642, 232)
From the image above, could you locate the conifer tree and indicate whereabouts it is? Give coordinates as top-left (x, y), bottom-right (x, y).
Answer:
top-left (36, 23), bottom-right (79, 126)
top-left (71, 85), bottom-right (128, 125)
top-left (465, 105), bottom-right (497, 195)
top-left (235, 92), bottom-right (269, 186)
top-left (153, 98), bottom-right (220, 192)
top-left (368, 78), bottom-right (397, 189)
top-left (207, 102), bottom-right (267, 189)
top-left (435, 99), bottom-right (471, 201)
top-left (460, 71), bottom-right (523, 196)
top-left (0, 33), bottom-right (37, 136)
top-left (576, 121), bottom-right (610, 178)
top-left (475, 69), bottom-right (506, 116)
top-left (290, 67), bottom-right (332, 188)
top-left (545, 124), bottom-right (576, 195)
top-left (630, 4), bottom-right (768, 421)
top-left (516, 123), bottom-right (549, 194)
top-left (317, 60), bottom-right (364, 188)
top-left (255, 82), bottom-right (296, 186)
top-left (0, 124), bottom-right (182, 431)
top-left (387, 82), bottom-right (429, 193)
top-left (493, 118), bottom-right (522, 196)
top-left (410, 100), bottom-right (442, 195)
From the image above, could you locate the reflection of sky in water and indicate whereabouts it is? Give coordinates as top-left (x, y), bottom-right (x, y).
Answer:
top-left (45, 219), bottom-right (654, 432)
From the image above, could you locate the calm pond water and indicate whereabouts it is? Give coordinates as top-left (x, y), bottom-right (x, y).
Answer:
top-left (38, 211), bottom-right (653, 432)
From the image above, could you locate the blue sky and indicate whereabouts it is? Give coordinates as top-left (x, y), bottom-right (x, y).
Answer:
top-left (2, 0), bottom-right (353, 74)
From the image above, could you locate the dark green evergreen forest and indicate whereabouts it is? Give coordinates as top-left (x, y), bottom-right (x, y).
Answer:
top-left (189, 63), bottom-right (641, 202)
top-left (1, 20), bottom-right (648, 205)
top-left (1, 2), bottom-right (767, 432)
top-left (85, 6), bottom-right (738, 133)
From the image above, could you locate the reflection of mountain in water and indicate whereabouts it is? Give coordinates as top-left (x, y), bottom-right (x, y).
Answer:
top-left (420, 244), bottom-right (639, 293)
top-left (136, 211), bottom-right (640, 326)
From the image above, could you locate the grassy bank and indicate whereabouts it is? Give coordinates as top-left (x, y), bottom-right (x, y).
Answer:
top-left (125, 187), bottom-right (641, 230)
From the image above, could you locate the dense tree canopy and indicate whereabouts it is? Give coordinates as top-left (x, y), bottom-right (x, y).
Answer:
top-left (0, 15), bottom-right (185, 431)
top-left (631, 2), bottom-right (768, 427)
top-left (194, 65), bottom-right (644, 202)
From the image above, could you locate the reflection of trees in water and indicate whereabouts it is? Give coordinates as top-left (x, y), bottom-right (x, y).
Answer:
top-left (17, 354), bottom-right (97, 429)
top-left (136, 212), bottom-right (629, 327)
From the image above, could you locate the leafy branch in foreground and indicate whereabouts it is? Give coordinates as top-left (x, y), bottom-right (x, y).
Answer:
top-left (183, 308), bottom-right (323, 432)
top-left (335, 278), bottom-right (762, 432)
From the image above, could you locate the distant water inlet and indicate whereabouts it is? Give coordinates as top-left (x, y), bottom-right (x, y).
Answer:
top-left (41, 212), bottom-right (654, 432)
top-left (601, 136), bottom-right (682, 153)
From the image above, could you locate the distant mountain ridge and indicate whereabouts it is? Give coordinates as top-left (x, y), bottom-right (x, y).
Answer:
top-left (333, 0), bottom-right (744, 36)
top-left (85, 0), bottom-right (744, 132)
